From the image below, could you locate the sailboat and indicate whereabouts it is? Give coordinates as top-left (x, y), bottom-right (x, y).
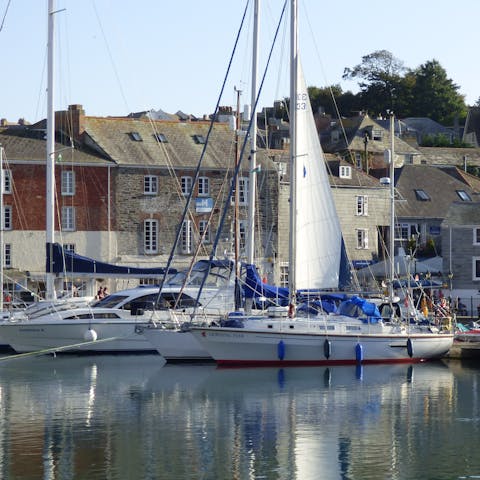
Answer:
top-left (188, 0), bottom-right (454, 366)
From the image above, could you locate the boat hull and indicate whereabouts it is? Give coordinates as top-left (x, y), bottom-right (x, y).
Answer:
top-left (0, 321), bottom-right (156, 353)
top-left (141, 327), bottom-right (211, 361)
top-left (191, 327), bottom-right (454, 366)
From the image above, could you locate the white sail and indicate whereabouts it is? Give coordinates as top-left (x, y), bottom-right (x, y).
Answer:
top-left (294, 61), bottom-right (342, 290)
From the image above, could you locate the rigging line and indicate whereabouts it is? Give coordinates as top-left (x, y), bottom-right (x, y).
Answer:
top-left (90, 0), bottom-right (130, 113)
top-left (0, 0), bottom-right (11, 33)
top-left (193, 0), bottom-right (289, 312)
top-left (154, 0), bottom-right (252, 308)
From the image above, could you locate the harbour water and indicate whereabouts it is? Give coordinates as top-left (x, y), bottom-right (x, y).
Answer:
top-left (0, 354), bottom-right (479, 480)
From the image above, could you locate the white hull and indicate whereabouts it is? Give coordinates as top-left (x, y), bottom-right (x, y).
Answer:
top-left (141, 327), bottom-right (211, 361)
top-left (0, 320), bottom-right (156, 353)
top-left (191, 326), bottom-right (454, 366)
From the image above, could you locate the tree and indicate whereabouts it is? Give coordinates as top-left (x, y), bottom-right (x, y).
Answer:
top-left (409, 60), bottom-right (467, 124)
top-left (342, 50), bottom-right (406, 115)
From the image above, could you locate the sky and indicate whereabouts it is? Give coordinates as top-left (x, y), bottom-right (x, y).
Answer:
top-left (1, 0), bottom-right (479, 124)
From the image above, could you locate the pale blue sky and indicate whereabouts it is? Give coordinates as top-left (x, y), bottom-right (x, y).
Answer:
top-left (1, 0), bottom-right (478, 123)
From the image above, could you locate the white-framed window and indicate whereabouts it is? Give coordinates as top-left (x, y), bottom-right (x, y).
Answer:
top-left (3, 205), bottom-right (12, 230)
top-left (199, 219), bottom-right (211, 244)
top-left (63, 243), bottom-right (75, 253)
top-left (395, 223), bottom-right (420, 242)
top-left (181, 176), bottom-right (193, 196)
top-left (198, 176), bottom-right (210, 197)
top-left (4, 243), bottom-right (11, 268)
top-left (3, 170), bottom-right (11, 194)
top-left (61, 170), bottom-right (75, 196)
top-left (474, 228), bottom-right (480, 245)
top-left (181, 220), bottom-right (193, 254)
top-left (231, 177), bottom-right (249, 206)
top-left (373, 129), bottom-right (383, 141)
top-left (61, 206), bottom-right (75, 231)
top-left (144, 219), bottom-right (158, 254)
top-left (339, 166), bottom-right (352, 179)
top-left (144, 175), bottom-right (158, 195)
top-left (279, 262), bottom-right (289, 288)
top-left (473, 257), bottom-right (480, 281)
top-left (356, 228), bottom-right (369, 249)
top-left (356, 195), bottom-right (368, 216)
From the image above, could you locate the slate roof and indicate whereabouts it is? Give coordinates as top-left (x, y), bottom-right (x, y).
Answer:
top-left (323, 115), bottom-right (420, 156)
top-left (442, 201), bottom-right (480, 226)
top-left (326, 156), bottom-right (382, 187)
top-left (394, 164), bottom-right (480, 219)
top-left (0, 127), bottom-right (108, 165)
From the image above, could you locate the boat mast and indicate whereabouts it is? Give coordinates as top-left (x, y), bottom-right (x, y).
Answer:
top-left (246, 0), bottom-right (259, 265)
top-left (288, 0), bottom-right (298, 311)
top-left (388, 111), bottom-right (395, 301)
top-left (46, 0), bottom-right (57, 301)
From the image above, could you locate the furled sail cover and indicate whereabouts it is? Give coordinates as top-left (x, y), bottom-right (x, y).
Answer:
top-left (294, 61), bottom-right (342, 290)
top-left (46, 243), bottom-right (176, 276)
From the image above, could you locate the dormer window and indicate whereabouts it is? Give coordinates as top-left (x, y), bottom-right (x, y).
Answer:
top-left (154, 133), bottom-right (168, 143)
top-left (414, 189), bottom-right (430, 201)
top-left (193, 134), bottom-right (206, 144)
top-left (372, 129), bottom-right (383, 141)
top-left (339, 166), bottom-right (352, 179)
top-left (129, 132), bottom-right (142, 141)
top-left (457, 190), bottom-right (472, 201)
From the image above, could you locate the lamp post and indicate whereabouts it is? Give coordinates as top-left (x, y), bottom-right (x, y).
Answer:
top-left (448, 271), bottom-right (453, 292)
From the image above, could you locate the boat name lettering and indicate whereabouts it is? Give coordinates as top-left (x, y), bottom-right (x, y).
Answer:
top-left (19, 328), bottom-right (45, 332)
top-left (210, 331), bottom-right (244, 338)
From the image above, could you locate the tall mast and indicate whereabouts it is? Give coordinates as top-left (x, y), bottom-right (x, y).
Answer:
top-left (246, 0), bottom-right (259, 264)
top-left (46, 0), bottom-right (57, 300)
top-left (388, 111), bottom-right (395, 301)
top-left (288, 0), bottom-right (298, 309)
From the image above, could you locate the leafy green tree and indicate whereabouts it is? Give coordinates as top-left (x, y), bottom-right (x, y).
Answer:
top-left (342, 50), bottom-right (406, 115)
top-left (409, 60), bottom-right (467, 124)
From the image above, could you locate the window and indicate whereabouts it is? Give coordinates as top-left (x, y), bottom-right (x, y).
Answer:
top-left (61, 206), bottom-right (75, 231)
top-left (356, 228), bottom-right (369, 249)
top-left (372, 129), bottom-right (383, 141)
top-left (414, 189), bottom-right (430, 201)
top-left (3, 170), bottom-right (11, 194)
top-left (198, 176), bottom-right (210, 196)
top-left (279, 262), bottom-right (289, 288)
top-left (356, 195), bottom-right (368, 216)
top-left (473, 257), bottom-right (480, 281)
top-left (61, 170), bottom-right (75, 195)
top-left (4, 243), bottom-right (11, 268)
top-left (474, 228), bottom-right (480, 245)
top-left (3, 205), bottom-right (11, 230)
top-left (239, 220), bottom-right (247, 251)
top-left (63, 243), bottom-right (75, 253)
top-left (129, 132), bottom-right (142, 141)
top-left (181, 220), bottom-right (192, 254)
top-left (199, 220), bottom-right (211, 244)
top-left (144, 175), bottom-right (158, 195)
top-left (144, 219), bottom-right (158, 254)
top-left (231, 177), bottom-right (249, 206)
top-left (457, 190), bottom-right (472, 201)
top-left (154, 133), bottom-right (168, 143)
top-left (181, 176), bottom-right (193, 196)
top-left (354, 152), bottom-right (362, 169)
top-left (193, 134), bottom-right (206, 144)
top-left (339, 166), bottom-right (352, 179)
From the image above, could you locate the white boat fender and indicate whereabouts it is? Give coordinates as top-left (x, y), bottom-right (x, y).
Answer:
top-left (324, 339), bottom-right (332, 359)
top-left (407, 338), bottom-right (413, 358)
top-left (84, 329), bottom-right (98, 342)
top-left (355, 343), bottom-right (364, 364)
top-left (277, 340), bottom-right (285, 360)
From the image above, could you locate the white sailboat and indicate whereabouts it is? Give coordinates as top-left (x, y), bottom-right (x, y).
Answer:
top-left (189, 0), bottom-right (454, 366)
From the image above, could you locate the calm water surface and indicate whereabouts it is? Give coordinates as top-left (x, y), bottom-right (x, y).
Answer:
top-left (0, 353), bottom-right (479, 480)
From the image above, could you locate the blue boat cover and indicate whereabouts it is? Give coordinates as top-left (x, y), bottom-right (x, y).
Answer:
top-left (46, 243), bottom-right (177, 276)
top-left (243, 264), bottom-right (289, 305)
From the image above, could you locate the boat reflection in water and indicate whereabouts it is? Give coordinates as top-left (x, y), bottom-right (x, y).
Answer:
top-left (0, 356), bottom-right (479, 479)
